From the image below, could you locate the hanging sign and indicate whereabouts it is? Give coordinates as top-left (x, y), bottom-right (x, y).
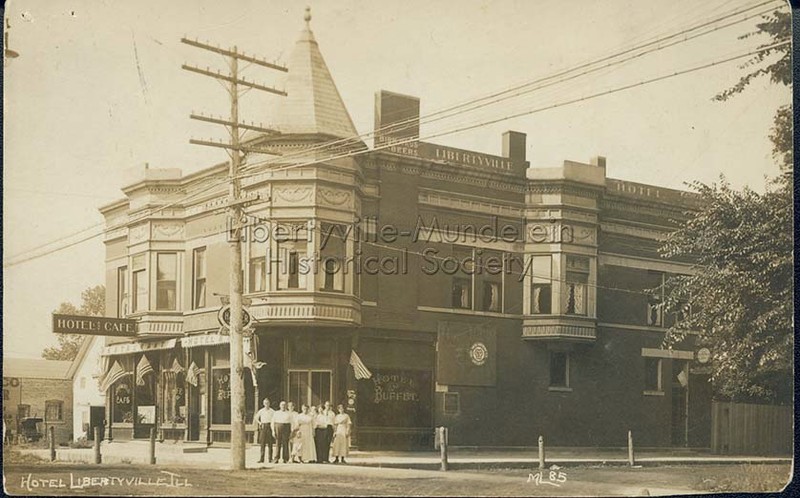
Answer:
top-left (53, 314), bottom-right (137, 337)
top-left (217, 305), bottom-right (253, 330)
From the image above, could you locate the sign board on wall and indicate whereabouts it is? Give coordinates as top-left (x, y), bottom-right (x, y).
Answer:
top-left (52, 314), bottom-right (137, 337)
top-left (357, 368), bottom-right (432, 428)
top-left (437, 322), bottom-right (497, 387)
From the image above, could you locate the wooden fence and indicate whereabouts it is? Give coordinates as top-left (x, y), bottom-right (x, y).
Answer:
top-left (711, 401), bottom-right (792, 455)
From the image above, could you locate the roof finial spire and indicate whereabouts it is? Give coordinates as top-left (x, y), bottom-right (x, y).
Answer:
top-left (304, 7), bottom-right (311, 27)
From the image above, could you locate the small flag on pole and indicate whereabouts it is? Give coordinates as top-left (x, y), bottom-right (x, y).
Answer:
top-left (171, 357), bottom-right (185, 375)
top-left (100, 360), bottom-right (130, 392)
top-left (349, 350), bottom-right (372, 380)
top-left (136, 355), bottom-right (154, 386)
top-left (186, 361), bottom-right (200, 387)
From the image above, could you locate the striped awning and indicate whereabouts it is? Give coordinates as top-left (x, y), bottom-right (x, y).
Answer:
top-left (181, 334), bottom-right (229, 349)
top-left (101, 338), bottom-right (178, 356)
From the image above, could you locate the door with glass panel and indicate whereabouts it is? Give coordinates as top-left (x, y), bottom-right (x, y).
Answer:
top-left (288, 370), bottom-right (332, 407)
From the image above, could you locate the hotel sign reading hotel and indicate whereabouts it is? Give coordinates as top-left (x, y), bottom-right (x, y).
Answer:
top-left (52, 314), bottom-right (138, 337)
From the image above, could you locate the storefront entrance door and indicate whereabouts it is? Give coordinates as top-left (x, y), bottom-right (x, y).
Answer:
top-left (288, 370), bottom-right (332, 407)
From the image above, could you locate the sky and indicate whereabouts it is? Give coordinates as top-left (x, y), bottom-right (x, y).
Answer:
top-left (3, 0), bottom-right (791, 358)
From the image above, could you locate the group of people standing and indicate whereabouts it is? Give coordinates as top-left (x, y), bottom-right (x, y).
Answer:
top-left (255, 399), bottom-right (352, 465)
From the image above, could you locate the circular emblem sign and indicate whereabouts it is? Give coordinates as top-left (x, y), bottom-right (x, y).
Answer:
top-left (696, 348), bottom-right (711, 364)
top-left (469, 342), bottom-right (488, 366)
top-left (217, 305), bottom-right (253, 330)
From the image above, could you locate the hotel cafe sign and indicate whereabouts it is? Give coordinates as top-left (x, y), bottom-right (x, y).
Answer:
top-left (52, 314), bottom-right (137, 337)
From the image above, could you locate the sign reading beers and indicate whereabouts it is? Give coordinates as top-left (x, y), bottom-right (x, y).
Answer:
top-left (52, 314), bottom-right (138, 337)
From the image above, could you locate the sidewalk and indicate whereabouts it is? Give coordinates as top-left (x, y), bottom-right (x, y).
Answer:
top-left (20, 441), bottom-right (792, 470)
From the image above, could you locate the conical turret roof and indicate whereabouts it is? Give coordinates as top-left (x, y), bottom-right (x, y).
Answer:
top-left (274, 8), bottom-right (359, 140)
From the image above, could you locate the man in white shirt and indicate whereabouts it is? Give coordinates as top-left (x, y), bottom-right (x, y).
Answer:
top-left (254, 398), bottom-right (275, 464)
top-left (271, 401), bottom-right (292, 463)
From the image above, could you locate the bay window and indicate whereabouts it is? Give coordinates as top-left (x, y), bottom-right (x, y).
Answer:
top-left (132, 254), bottom-right (147, 313)
top-left (193, 248), bottom-right (207, 309)
top-left (156, 253), bottom-right (178, 311)
top-left (530, 255), bottom-right (552, 314)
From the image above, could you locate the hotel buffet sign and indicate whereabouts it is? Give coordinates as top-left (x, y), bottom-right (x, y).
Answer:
top-left (52, 314), bottom-right (137, 337)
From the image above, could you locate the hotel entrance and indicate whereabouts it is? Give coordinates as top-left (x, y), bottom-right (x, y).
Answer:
top-left (288, 370), bottom-right (333, 407)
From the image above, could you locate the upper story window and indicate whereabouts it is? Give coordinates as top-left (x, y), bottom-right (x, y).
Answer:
top-left (249, 238), bottom-right (267, 293)
top-left (482, 281), bottom-right (502, 312)
top-left (452, 277), bottom-right (472, 309)
top-left (320, 223), bottom-right (345, 292)
top-left (132, 254), bottom-right (147, 313)
top-left (277, 224), bottom-right (309, 290)
top-left (193, 248), bottom-right (207, 309)
top-left (647, 271), bottom-right (666, 327)
top-left (156, 253), bottom-right (178, 310)
top-left (530, 255), bottom-right (552, 314)
top-left (564, 256), bottom-right (589, 315)
top-left (117, 266), bottom-right (128, 318)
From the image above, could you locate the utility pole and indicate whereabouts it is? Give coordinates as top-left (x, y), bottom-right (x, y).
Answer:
top-left (182, 37), bottom-right (287, 470)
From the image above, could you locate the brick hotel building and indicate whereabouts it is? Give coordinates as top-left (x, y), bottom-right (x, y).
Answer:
top-left (97, 14), bottom-right (711, 449)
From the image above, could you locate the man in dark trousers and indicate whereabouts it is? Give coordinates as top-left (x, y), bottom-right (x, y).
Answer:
top-left (323, 401), bottom-right (335, 463)
top-left (271, 401), bottom-right (292, 463)
top-left (254, 398), bottom-right (275, 464)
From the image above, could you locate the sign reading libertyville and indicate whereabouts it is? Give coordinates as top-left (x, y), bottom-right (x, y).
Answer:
top-left (52, 314), bottom-right (138, 337)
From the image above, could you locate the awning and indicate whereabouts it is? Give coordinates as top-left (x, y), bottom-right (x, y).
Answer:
top-left (182, 334), bottom-right (229, 349)
top-left (102, 338), bottom-right (178, 356)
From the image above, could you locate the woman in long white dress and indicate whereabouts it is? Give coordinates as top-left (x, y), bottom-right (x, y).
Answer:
top-left (330, 404), bottom-right (352, 464)
top-left (294, 404), bottom-right (318, 463)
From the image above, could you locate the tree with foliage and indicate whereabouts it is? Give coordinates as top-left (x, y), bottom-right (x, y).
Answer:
top-left (42, 285), bottom-right (106, 361)
top-left (714, 9), bottom-right (792, 173)
top-left (661, 9), bottom-right (792, 403)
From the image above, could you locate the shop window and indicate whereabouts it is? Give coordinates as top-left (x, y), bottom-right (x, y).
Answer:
top-left (443, 392), bottom-right (460, 415)
top-left (162, 370), bottom-right (186, 425)
top-left (452, 278), bottom-right (472, 309)
top-left (193, 248), bottom-right (207, 309)
top-left (156, 253), bottom-right (178, 311)
top-left (644, 357), bottom-right (662, 392)
top-left (132, 254), bottom-right (147, 312)
top-left (549, 352), bottom-right (569, 388)
top-left (45, 400), bottom-right (63, 422)
top-left (481, 281), bottom-right (502, 312)
top-left (530, 255), bottom-right (552, 314)
top-left (112, 380), bottom-right (133, 423)
top-left (135, 355), bottom-right (157, 425)
top-left (117, 267), bottom-right (128, 317)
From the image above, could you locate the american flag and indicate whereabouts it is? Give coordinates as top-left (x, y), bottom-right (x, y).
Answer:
top-left (349, 350), bottom-right (372, 380)
top-left (100, 360), bottom-right (130, 392)
top-left (171, 357), bottom-right (184, 375)
top-left (136, 355), bottom-right (154, 386)
top-left (186, 361), bottom-right (200, 387)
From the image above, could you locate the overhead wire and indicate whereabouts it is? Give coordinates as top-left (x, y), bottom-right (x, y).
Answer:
top-left (2, 1), bottom-right (786, 267)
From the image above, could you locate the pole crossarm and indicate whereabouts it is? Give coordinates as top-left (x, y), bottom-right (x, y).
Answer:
top-left (182, 65), bottom-right (287, 96)
top-left (189, 139), bottom-right (283, 156)
top-left (181, 37), bottom-right (288, 72)
top-left (190, 113), bottom-right (281, 135)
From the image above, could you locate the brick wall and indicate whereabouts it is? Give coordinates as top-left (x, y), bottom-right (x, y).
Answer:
top-left (3, 377), bottom-right (73, 444)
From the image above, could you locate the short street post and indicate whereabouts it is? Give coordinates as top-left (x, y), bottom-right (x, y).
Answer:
top-left (439, 426), bottom-right (449, 471)
top-left (538, 435), bottom-right (546, 469)
top-left (93, 427), bottom-right (102, 464)
top-left (49, 426), bottom-right (56, 461)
